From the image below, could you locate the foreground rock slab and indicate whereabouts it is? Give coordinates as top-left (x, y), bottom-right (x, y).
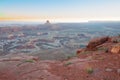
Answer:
top-left (111, 43), bottom-right (120, 54)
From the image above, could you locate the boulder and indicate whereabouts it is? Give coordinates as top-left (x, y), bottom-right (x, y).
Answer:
top-left (111, 43), bottom-right (120, 54)
top-left (76, 48), bottom-right (87, 55)
top-left (76, 49), bottom-right (83, 55)
top-left (86, 36), bottom-right (109, 50)
top-left (117, 69), bottom-right (120, 74)
top-left (105, 68), bottom-right (113, 72)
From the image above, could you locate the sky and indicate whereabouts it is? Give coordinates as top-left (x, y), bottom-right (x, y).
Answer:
top-left (0, 0), bottom-right (120, 22)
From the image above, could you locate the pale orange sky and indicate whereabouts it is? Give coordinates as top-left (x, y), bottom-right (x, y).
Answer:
top-left (0, 0), bottom-right (120, 22)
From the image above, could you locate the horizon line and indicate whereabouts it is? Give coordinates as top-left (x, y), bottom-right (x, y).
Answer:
top-left (1, 20), bottom-right (120, 24)
top-left (1, 20), bottom-right (120, 23)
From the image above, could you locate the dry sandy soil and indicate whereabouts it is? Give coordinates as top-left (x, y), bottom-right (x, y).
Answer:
top-left (0, 36), bottom-right (120, 80)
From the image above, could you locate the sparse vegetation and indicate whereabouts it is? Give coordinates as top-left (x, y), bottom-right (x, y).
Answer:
top-left (66, 54), bottom-right (76, 60)
top-left (80, 51), bottom-right (91, 54)
top-left (86, 67), bottom-right (94, 74)
top-left (97, 47), bottom-right (108, 52)
top-left (24, 59), bottom-right (34, 63)
top-left (118, 34), bottom-right (120, 37)
top-left (93, 56), bottom-right (105, 60)
top-left (112, 39), bottom-right (118, 43)
top-left (17, 59), bottom-right (34, 66)
top-left (67, 56), bottom-right (72, 59)
top-left (64, 62), bottom-right (73, 66)
top-left (112, 38), bottom-right (120, 43)
top-left (117, 38), bottom-right (120, 42)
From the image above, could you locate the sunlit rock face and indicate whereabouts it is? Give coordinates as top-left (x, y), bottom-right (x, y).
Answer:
top-left (111, 43), bottom-right (120, 54)
top-left (86, 36), bottom-right (109, 50)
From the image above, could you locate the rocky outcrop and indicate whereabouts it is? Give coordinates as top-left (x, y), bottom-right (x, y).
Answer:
top-left (86, 36), bottom-right (109, 50)
top-left (111, 43), bottom-right (120, 54)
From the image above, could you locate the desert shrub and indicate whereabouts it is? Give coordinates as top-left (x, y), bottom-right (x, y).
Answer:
top-left (112, 40), bottom-right (118, 43)
top-left (118, 34), bottom-right (120, 37)
top-left (112, 38), bottom-right (120, 43)
top-left (97, 47), bottom-right (108, 52)
top-left (24, 59), bottom-right (34, 63)
top-left (86, 67), bottom-right (94, 74)
top-left (17, 59), bottom-right (34, 66)
top-left (93, 56), bottom-right (105, 60)
top-left (66, 56), bottom-right (72, 60)
top-left (80, 51), bottom-right (91, 54)
top-left (64, 62), bottom-right (73, 66)
top-left (117, 38), bottom-right (120, 42)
